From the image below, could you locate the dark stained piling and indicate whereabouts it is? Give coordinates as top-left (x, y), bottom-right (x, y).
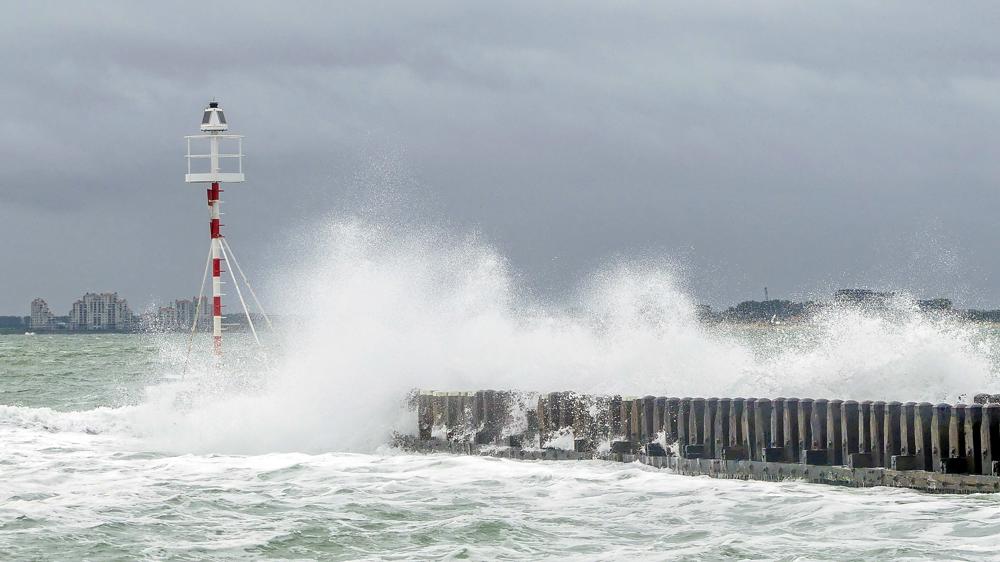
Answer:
top-left (677, 398), bottom-right (692, 455)
top-left (630, 397), bottom-right (643, 443)
top-left (653, 397), bottom-right (667, 438)
top-left (782, 398), bottom-right (800, 463)
top-left (572, 393), bottom-right (593, 450)
top-left (463, 392), bottom-right (479, 441)
top-left (547, 391), bottom-right (564, 442)
top-left (858, 401), bottom-right (873, 455)
top-left (684, 398), bottom-right (707, 459)
top-left (714, 398), bottom-right (731, 458)
top-left (608, 395), bottom-right (623, 438)
top-left (641, 396), bottom-right (656, 444)
top-left (560, 392), bottom-right (576, 432)
top-left (742, 398), bottom-right (758, 456)
top-left (913, 402), bottom-right (933, 471)
top-left (810, 399), bottom-right (828, 451)
top-left (931, 403), bottom-right (951, 473)
top-left (620, 397), bottom-right (635, 443)
top-left (797, 399), bottom-right (813, 461)
top-left (964, 404), bottom-right (983, 475)
top-left (753, 398), bottom-right (772, 462)
top-left (870, 401), bottom-right (886, 468)
top-left (900, 402), bottom-right (917, 457)
top-left (982, 404), bottom-right (1000, 476)
top-left (949, 404), bottom-right (969, 473)
top-left (472, 390), bottom-right (485, 437)
top-left (417, 392), bottom-right (434, 440)
top-left (804, 399), bottom-right (828, 465)
top-left (771, 398), bottom-right (786, 452)
top-left (536, 394), bottom-right (549, 446)
top-left (665, 397), bottom-right (681, 444)
top-left (884, 401), bottom-right (902, 468)
top-left (841, 400), bottom-right (859, 465)
top-left (730, 398), bottom-right (745, 449)
top-left (826, 399), bottom-right (843, 466)
top-left (704, 398), bottom-right (719, 458)
top-left (431, 392), bottom-right (448, 431)
top-left (446, 392), bottom-right (464, 441)
top-left (690, 398), bottom-right (707, 447)
top-left (724, 397), bottom-right (748, 460)
top-left (405, 390), bottom-right (1000, 493)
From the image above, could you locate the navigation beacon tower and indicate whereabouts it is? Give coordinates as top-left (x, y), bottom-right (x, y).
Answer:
top-left (184, 101), bottom-right (267, 357)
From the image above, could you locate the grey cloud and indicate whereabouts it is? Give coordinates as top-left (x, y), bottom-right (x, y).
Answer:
top-left (2, 1), bottom-right (1000, 314)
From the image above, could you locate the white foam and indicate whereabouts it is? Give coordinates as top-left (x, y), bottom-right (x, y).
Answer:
top-left (12, 217), bottom-right (998, 455)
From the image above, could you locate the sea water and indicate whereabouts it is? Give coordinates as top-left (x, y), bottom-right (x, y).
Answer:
top-left (3, 220), bottom-right (1000, 559)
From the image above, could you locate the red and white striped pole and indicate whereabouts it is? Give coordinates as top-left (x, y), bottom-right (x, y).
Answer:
top-left (208, 181), bottom-right (223, 356)
top-left (185, 100), bottom-right (243, 358)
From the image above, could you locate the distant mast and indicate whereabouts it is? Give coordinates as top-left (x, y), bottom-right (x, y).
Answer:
top-left (185, 101), bottom-right (244, 356)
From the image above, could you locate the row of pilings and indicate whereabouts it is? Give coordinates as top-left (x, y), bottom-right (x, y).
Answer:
top-left (412, 391), bottom-right (1000, 477)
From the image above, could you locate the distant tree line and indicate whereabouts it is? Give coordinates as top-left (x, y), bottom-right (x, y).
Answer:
top-left (697, 289), bottom-right (995, 324)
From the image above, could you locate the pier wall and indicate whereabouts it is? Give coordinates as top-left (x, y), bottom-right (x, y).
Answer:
top-left (402, 391), bottom-right (1000, 493)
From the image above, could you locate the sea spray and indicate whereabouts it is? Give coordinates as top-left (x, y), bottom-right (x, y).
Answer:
top-left (9, 217), bottom-right (998, 453)
top-left (119, 217), bottom-right (998, 453)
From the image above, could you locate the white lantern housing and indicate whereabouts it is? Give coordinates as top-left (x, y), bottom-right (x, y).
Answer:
top-left (185, 101), bottom-right (244, 183)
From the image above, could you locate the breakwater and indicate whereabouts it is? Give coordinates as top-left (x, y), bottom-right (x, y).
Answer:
top-left (398, 391), bottom-right (1000, 493)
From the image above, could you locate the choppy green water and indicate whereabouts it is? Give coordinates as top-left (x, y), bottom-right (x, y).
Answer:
top-left (2, 328), bottom-right (1000, 560)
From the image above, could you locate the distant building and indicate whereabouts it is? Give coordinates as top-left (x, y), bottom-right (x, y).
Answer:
top-left (29, 298), bottom-right (54, 330)
top-left (69, 292), bottom-right (134, 331)
top-left (157, 306), bottom-right (179, 330)
top-left (175, 296), bottom-right (211, 331)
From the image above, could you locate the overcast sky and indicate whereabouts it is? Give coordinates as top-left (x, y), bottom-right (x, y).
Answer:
top-left (3, 1), bottom-right (1000, 314)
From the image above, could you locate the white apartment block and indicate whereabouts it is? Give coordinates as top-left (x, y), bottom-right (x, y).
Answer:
top-left (175, 296), bottom-right (212, 331)
top-left (29, 298), bottom-right (53, 330)
top-left (69, 292), bottom-right (134, 330)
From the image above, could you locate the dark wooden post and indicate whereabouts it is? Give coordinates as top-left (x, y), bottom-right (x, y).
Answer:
top-left (771, 398), bottom-right (786, 450)
top-left (900, 402), bottom-right (917, 457)
top-left (964, 404), bottom-right (983, 475)
top-left (783, 398), bottom-right (800, 463)
top-left (858, 401), bottom-right (873, 454)
top-left (931, 403), bottom-right (951, 473)
top-left (870, 401), bottom-right (886, 468)
top-left (754, 398), bottom-right (772, 462)
top-left (608, 395), bottom-right (622, 439)
top-left (715, 398), bottom-right (731, 459)
top-left (418, 392), bottom-right (434, 440)
top-left (841, 400), bottom-right (859, 464)
top-left (948, 404), bottom-right (967, 466)
top-left (665, 397), bottom-right (680, 444)
top-left (827, 399), bottom-right (843, 466)
top-left (690, 398), bottom-right (706, 446)
top-left (560, 392), bottom-right (576, 433)
top-left (913, 402), bottom-right (933, 471)
top-left (641, 396), bottom-right (655, 444)
top-left (730, 398), bottom-right (745, 448)
top-left (884, 401), bottom-right (901, 468)
top-left (653, 397), bottom-right (667, 437)
top-left (547, 391), bottom-right (563, 443)
top-left (536, 394), bottom-right (548, 447)
top-left (704, 398), bottom-right (719, 458)
top-left (620, 397), bottom-right (634, 443)
top-left (677, 397), bottom-right (691, 455)
top-left (981, 404), bottom-right (1000, 476)
top-left (797, 399), bottom-right (813, 461)
top-left (742, 398), bottom-right (758, 456)
top-left (630, 397), bottom-right (642, 443)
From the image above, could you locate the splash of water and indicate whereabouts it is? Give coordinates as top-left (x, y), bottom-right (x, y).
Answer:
top-left (120, 218), bottom-right (997, 453)
top-left (5, 217), bottom-right (998, 454)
